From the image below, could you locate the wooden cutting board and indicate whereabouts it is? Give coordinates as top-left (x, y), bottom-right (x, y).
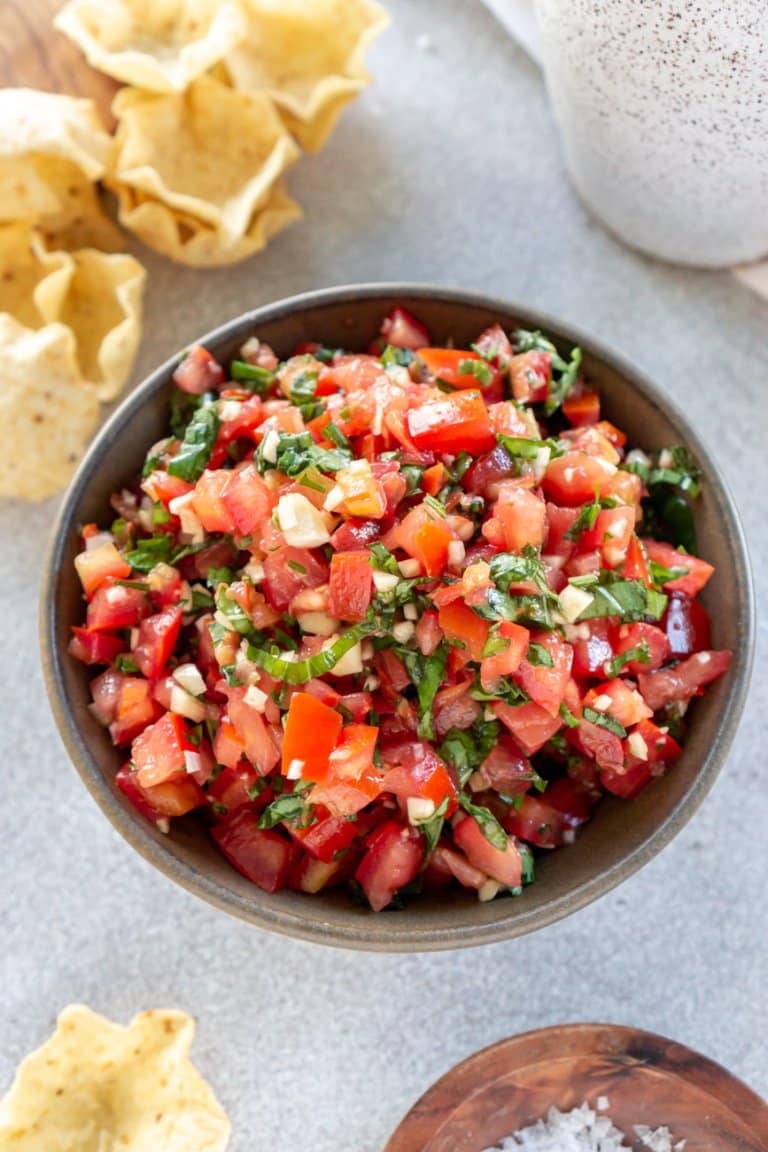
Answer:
top-left (0, 0), bottom-right (117, 124)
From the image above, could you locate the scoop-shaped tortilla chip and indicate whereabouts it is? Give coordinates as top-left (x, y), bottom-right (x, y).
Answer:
top-left (0, 224), bottom-right (72, 329)
top-left (0, 1005), bottom-right (231, 1149)
top-left (109, 76), bottom-right (300, 258)
top-left (115, 179), bottom-right (301, 266)
top-left (55, 0), bottom-right (247, 93)
top-left (226, 0), bottom-right (389, 151)
top-left (0, 89), bottom-right (110, 180)
top-left (40, 248), bottom-right (146, 401)
top-left (0, 91), bottom-right (121, 250)
top-left (0, 318), bottom-right (100, 501)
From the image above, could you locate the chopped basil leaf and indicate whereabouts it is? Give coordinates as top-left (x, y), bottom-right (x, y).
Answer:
top-left (152, 502), bottom-right (171, 525)
top-left (221, 664), bottom-right (242, 686)
top-left (544, 346), bottom-right (583, 417)
top-left (423, 493), bottom-right (446, 518)
top-left (604, 640), bottom-right (651, 678)
top-left (574, 578), bottom-right (667, 622)
top-left (248, 620), bottom-right (373, 684)
top-left (325, 421), bottom-right (350, 450)
top-left (229, 360), bottom-right (275, 393)
top-left (190, 585), bottom-right (214, 611)
top-left (497, 435), bottom-right (562, 461)
top-left (564, 498), bottom-right (601, 542)
top-left (369, 541), bottom-right (400, 575)
top-left (115, 654), bottom-right (139, 673)
top-left (649, 560), bottom-right (690, 586)
top-left (526, 641), bottom-right (554, 668)
top-left (458, 795), bottom-right (508, 851)
top-left (457, 358), bottom-right (493, 385)
top-left (214, 587), bottom-right (252, 635)
top-left (400, 643), bottom-right (448, 742)
top-left (449, 451), bottom-right (473, 482)
top-left (559, 702), bottom-right (581, 728)
top-left (257, 793), bottom-right (310, 830)
top-left (439, 719), bottom-right (500, 788)
top-left (125, 535), bottom-right (171, 571)
top-left (481, 626), bottom-right (510, 658)
top-left (583, 706), bottom-right (627, 738)
top-left (167, 401), bottom-right (219, 483)
top-left (513, 329), bottom-right (560, 359)
top-left (417, 796), bottom-right (450, 856)
top-left (206, 565), bottom-right (235, 588)
top-left (401, 464), bottom-right (424, 495)
top-left (286, 559), bottom-right (307, 574)
top-left (519, 842), bottom-right (535, 885)
top-left (256, 431), bottom-right (351, 477)
top-left (381, 344), bottom-right (415, 368)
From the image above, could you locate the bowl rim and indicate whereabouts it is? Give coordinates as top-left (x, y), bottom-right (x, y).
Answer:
top-left (40, 282), bottom-right (755, 951)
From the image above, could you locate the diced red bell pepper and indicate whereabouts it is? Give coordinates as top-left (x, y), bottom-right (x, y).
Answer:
top-left (281, 692), bottom-right (343, 782)
top-left (328, 551), bottom-right (373, 621)
top-left (562, 387), bottom-right (600, 426)
top-left (437, 599), bottom-right (490, 663)
top-left (418, 348), bottom-right (496, 390)
top-left (407, 391), bottom-right (496, 455)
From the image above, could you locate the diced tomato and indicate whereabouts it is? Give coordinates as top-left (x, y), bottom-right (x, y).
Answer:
top-left (381, 307), bottom-right (430, 349)
top-left (643, 539), bottom-right (714, 597)
top-left (493, 483), bottom-right (547, 552)
top-left (493, 700), bottom-right (562, 756)
top-left (407, 391), bottom-right (496, 455)
top-left (281, 692), bottom-right (343, 782)
top-left (262, 546), bottom-right (329, 613)
top-left (488, 401), bottom-right (533, 440)
top-left (638, 650), bottom-right (731, 711)
top-left (583, 678), bottom-right (653, 728)
top-left (75, 542), bottom-right (131, 599)
top-left (433, 680), bottom-right (481, 739)
top-left (480, 621), bottom-right (529, 693)
top-left (132, 711), bottom-right (196, 788)
top-left (212, 810), bottom-right (298, 893)
top-left (476, 733), bottom-right (533, 798)
top-left (663, 593), bottom-right (711, 657)
top-left (110, 678), bottom-right (162, 746)
top-left (473, 324), bottom-right (513, 367)
top-left (382, 743), bottom-right (457, 811)
top-left (69, 627), bottom-right (127, 666)
top-left (418, 348), bottom-right (497, 390)
top-left (571, 619), bottom-right (617, 678)
top-left (133, 606), bottom-right (182, 680)
top-left (142, 469), bottom-right (194, 506)
top-left (328, 551), bottom-right (373, 621)
top-left (86, 580), bottom-right (148, 632)
top-left (508, 351), bottom-right (551, 404)
top-left (622, 534), bottom-right (651, 584)
top-left (542, 452), bottom-right (616, 505)
top-left (213, 718), bottom-right (247, 770)
top-left (512, 632), bottom-right (573, 717)
top-left (429, 844), bottom-right (487, 890)
top-left (327, 724), bottom-right (379, 782)
top-left (581, 506), bottom-right (635, 569)
top-left (464, 445), bottom-right (515, 497)
top-left (172, 344), bottom-right (225, 393)
top-left (192, 470), bottom-right (236, 534)
top-left (330, 518), bottom-right (382, 552)
top-left (437, 600), bottom-right (490, 662)
top-left (355, 819), bottom-right (423, 911)
top-left (568, 718), bottom-right (624, 771)
top-left (320, 355), bottom-right (384, 395)
top-left (207, 761), bottom-right (264, 815)
top-left (614, 622), bottom-right (670, 672)
top-left (601, 718), bottom-right (683, 799)
top-left (563, 388), bottom-right (600, 427)
top-left (541, 777), bottom-right (594, 825)
top-left (289, 810), bottom-right (359, 862)
top-left (503, 795), bottom-right (566, 848)
top-left (219, 464), bottom-right (274, 537)
top-left (453, 815), bottom-right (522, 888)
top-left (116, 764), bottom-right (204, 822)
top-left (397, 504), bottom-right (455, 576)
top-left (226, 688), bottom-right (280, 776)
top-left (217, 395), bottom-right (265, 445)
top-left (421, 462), bottom-right (447, 496)
top-left (605, 469), bottom-right (643, 507)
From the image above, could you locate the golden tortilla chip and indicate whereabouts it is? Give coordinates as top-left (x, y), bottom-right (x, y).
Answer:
top-left (226, 0), bottom-right (390, 151)
top-left (0, 1005), bottom-right (231, 1150)
top-left (115, 178), bottom-right (301, 266)
top-left (55, 0), bottom-right (248, 93)
top-left (0, 318), bottom-right (100, 502)
top-left (0, 90), bottom-right (120, 250)
top-left (0, 224), bottom-right (72, 330)
top-left (42, 248), bottom-right (146, 401)
top-left (109, 76), bottom-right (300, 260)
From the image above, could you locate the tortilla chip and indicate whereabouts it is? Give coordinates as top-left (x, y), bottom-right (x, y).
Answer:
top-left (0, 1005), bottom-right (230, 1150)
top-left (0, 318), bottom-right (100, 502)
top-left (0, 224), bottom-right (72, 330)
top-left (0, 89), bottom-right (110, 181)
top-left (39, 248), bottom-right (146, 401)
top-left (0, 91), bottom-right (120, 250)
top-left (55, 0), bottom-right (248, 93)
top-left (115, 178), bottom-right (301, 266)
top-left (109, 76), bottom-right (300, 260)
top-left (226, 0), bottom-right (390, 151)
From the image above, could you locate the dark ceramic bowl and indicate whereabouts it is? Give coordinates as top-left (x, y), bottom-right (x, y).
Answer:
top-left (41, 285), bottom-right (754, 951)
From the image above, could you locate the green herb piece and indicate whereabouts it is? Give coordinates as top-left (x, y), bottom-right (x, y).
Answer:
top-left (214, 587), bottom-right (252, 635)
top-left (206, 565), bottom-right (235, 588)
top-left (423, 493), bottom-right (446, 518)
top-left (220, 664), bottom-right (242, 686)
top-left (325, 421), bottom-right (350, 450)
top-left (229, 360), bottom-right (275, 393)
top-left (564, 498), bottom-right (601, 542)
top-left (448, 451), bottom-right (473, 482)
top-left (125, 535), bottom-right (172, 571)
top-left (513, 329), bottom-right (560, 357)
top-left (256, 431), bottom-right (351, 477)
top-left (369, 542), bottom-right (400, 575)
top-left (496, 435), bottom-right (562, 461)
top-left (417, 796), bottom-right (450, 856)
top-left (559, 702), bottom-right (581, 728)
top-left (257, 793), bottom-right (310, 830)
top-left (457, 358), bottom-right (493, 385)
top-left (583, 706), bottom-right (627, 738)
top-left (572, 578), bottom-right (667, 622)
top-left (115, 654), bottom-right (139, 674)
top-left (401, 464), bottom-right (424, 495)
top-left (649, 560), bottom-right (690, 586)
top-left (152, 502), bottom-right (171, 526)
top-left (167, 401), bottom-right (219, 483)
top-left (519, 842), bottom-right (535, 886)
top-left (298, 470), bottom-right (327, 493)
top-left (544, 346), bottom-right (583, 417)
top-left (381, 344), bottom-right (415, 368)
top-left (481, 626), bottom-right (510, 658)
top-left (287, 559), bottom-right (307, 574)
top-left (400, 644), bottom-right (449, 742)
top-left (526, 642), bottom-right (554, 668)
top-left (458, 795), bottom-right (508, 851)
top-left (248, 620), bottom-right (373, 685)
top-left (189, 585), bottom-right (214, 612)
top-left (605, 640), bottom-right (651, 678)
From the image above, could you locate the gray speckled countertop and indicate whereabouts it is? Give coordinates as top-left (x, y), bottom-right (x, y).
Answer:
top-left (1, 2), bottom-right (767, 1147)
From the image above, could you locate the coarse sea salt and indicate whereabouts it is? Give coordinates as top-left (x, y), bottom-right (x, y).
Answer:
top-left (482, 1100), bottom-right (685, 1152)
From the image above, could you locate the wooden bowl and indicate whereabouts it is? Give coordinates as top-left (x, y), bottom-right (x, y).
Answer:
top-left (384, 1024), bottom-right (768, 1151)
top-left (40, 285), bottom-right (754, 951)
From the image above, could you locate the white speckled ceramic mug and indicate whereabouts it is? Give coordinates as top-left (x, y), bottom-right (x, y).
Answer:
top-left (533, 0), bottom-right (768, 266)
